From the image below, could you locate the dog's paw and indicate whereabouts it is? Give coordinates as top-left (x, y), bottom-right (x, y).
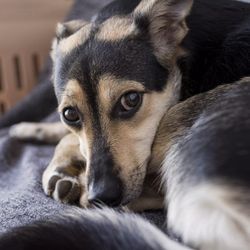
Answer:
top-left (43, 170), bottom-right (82, 204)
top-left (9, 122), bottom-right (68, 143)
top-left (9, 122), bottom-right (47, 141)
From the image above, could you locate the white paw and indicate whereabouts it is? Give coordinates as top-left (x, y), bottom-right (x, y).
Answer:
top-left (43, 170), bottom-right (81, 204)
top-left (9, 122), bottom-right (44, 140)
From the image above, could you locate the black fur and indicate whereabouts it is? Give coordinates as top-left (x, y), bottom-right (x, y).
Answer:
top-left (55, 0), bottom-right (250, 103)
top-left (93, 0), bottom-right (250, 101)
top-left (0, 209), bottom-right (170, 250)
top-left (55, 37), bottom-right (168, 98)
top-left (181, 0), bottom-right (250, 99)
top-left (96, 0), bottom-right (250, 100)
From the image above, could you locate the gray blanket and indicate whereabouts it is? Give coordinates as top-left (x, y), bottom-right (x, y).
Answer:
top-left (0, 0), bottom-right (165, 234)
top-left (0, 115), bottom-right (164, 233)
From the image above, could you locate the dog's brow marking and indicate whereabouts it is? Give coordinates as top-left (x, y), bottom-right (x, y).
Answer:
top-left (96, 16), bottom-right (137, 42)
top-left (58, 80), bottom-right (85, 112)
top-left (58, 23), bottom-right (92, 54)
top-left (98, 74), bottom-right (145, 109)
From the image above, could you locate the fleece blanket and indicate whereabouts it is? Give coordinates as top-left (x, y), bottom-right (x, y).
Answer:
top-left (0, 0), bottom-right (165, 234)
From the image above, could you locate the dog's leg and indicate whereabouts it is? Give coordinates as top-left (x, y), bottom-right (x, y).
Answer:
top-left (9, 122), bottom-right (69, 143)
top-left (42, 133), bottom-right (86, 204)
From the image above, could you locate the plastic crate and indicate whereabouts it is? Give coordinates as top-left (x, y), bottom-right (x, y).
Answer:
top-left (0, 0), bottom-right (73, 115)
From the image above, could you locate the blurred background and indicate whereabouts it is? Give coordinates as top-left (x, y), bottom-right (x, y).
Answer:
top-left (0, 0), bottom-right (73, 115)
top-left (0, 0), bottom-right (110, 128)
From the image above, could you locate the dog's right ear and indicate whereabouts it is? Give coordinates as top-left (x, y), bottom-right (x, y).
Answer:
top-left (56, 20), bottom-right (88, 41)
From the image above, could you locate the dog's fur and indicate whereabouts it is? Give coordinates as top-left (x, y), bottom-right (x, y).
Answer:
top-left (7, 0), bottom-right (250, 249)
top-left (0, 208), bottom-right (191, 250)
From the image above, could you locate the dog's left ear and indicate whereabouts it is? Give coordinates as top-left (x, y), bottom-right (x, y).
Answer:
top-left (133, 0), bottom-right (193, 67)
top-left (56, 20), bottom-right (88, 41)
top-left (51, 20), bottom-right (89, 62)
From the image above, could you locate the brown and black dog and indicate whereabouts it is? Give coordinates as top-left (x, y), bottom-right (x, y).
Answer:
top-left (7, 0), bottom-right (250, 249)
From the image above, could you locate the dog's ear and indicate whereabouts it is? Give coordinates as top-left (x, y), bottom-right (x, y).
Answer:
top-left (56, 20), bottom-right (88, 41)
top-left (51, 20), bottom-right (89, 62)
top-left (133, 0), bottom-right (193, 67)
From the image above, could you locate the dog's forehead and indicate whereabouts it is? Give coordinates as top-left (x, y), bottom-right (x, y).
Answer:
top-left (54, 18), bottom-right (168, 98)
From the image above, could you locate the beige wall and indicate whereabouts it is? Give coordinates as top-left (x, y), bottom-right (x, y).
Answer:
top-left (0, 0), bottom-right (73, 114)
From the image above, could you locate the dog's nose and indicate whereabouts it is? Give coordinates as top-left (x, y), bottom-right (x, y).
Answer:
top-left (88, 177), bottom-right (123, 207)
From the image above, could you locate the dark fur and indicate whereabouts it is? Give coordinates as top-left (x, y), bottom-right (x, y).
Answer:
top-left (55, 35), bottom-right (168, 97)
top-left (54, 0), bottom-right (250, 126)
top-left (181, 0), bottom-right (250, 99)
top-left (0, 209), bottom-right (170, 250)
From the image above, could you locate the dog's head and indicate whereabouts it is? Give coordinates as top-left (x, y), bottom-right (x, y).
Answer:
top-left (51, 0), bottom-right (193, 207)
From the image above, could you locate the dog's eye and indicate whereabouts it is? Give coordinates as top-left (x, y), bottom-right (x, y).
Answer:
top-left (121, 92), bottom-right (142, 111)
top-left (62, 107), bottom-right (80, 125)
top-left (114, 91), bottom-right (143, 119)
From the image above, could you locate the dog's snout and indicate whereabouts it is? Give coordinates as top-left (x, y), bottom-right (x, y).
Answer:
top-left (88, 176), bottom-right (123, 207)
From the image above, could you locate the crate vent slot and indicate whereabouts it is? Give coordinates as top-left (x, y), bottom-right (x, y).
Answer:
top-left (32, 53), bottom-right (40, 81)
top-left (13, 55), bottom-right (22, 90)
top-left (0, 58), bottom-right (2, 92)
top-left (0, 102), bottom-right (5, 115)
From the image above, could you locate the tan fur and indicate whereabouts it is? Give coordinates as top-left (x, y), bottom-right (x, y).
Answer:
top-left (56, 20), bottom-right (88, 38)
top-left (52, 21), bottom-right (91, 57)
top-left (97, 71), bottom-right (181, 200)
top-left (96, 16), bottom-right (137, 41)
top-left (133, 0), bottom-right (158, 16)
top-left (59, 24), bottom-right (91, 55)
top-left (97, 74), bottom-right (146, 106)
top-left (58, 79), bottom-right (86, 113)
top-left (58, 79), bottom-right (94, 161)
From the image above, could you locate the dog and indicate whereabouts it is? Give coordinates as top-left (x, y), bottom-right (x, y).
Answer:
top-left (7, 0), bottom-right (250, 249)
top-left (4, 77), bottom-right (250, 250)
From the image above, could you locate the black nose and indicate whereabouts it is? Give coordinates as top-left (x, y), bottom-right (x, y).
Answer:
top-left (88, 176), bottom-right (123, 207)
